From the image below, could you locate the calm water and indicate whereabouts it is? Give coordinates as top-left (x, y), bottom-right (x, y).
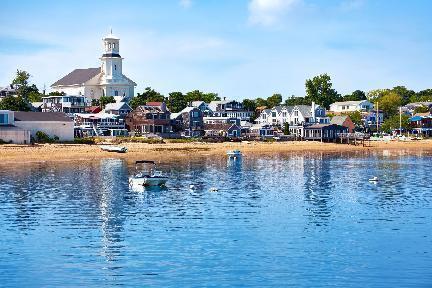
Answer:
top-left (0, 152), bottom-right (431, 287)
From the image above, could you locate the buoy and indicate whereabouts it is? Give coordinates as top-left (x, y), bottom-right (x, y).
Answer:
top-left (189, 184), bottom-right (195, 190)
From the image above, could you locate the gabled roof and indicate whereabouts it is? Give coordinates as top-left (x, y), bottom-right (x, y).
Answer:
top-left (331, 100), bottom-right (369, 106)
top-left (51, 68), bottom-right (101, 87)
top-left (330, 115), bottom-right (349, 125)
top-left (295, 105), bottom-right (313, 117)
top-left (14, 112), bottom-right (73, 122)
top-left (104, 102), bottom-right (131, 111)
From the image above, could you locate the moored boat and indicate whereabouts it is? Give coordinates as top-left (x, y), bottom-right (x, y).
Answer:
top-left (100, 145), bottom-right (128, 153)
top-left (227, 150), bottom-right (242, 159)
top-left (129, 160), bottom-right (168, 187)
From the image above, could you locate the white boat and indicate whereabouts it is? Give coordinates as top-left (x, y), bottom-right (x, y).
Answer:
top-left (100, 145), bottom-right (127, 153)
top-left (227, 150), bottom-right (242, 158)
top-left (129, 160), bottom-right (168, 187)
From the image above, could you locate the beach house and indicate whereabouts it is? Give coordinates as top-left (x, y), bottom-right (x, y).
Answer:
top-left (42, 95), bottom-right (86, 115)
top-left (329, 100), bottom-right (373, 113)
top-left (304, 124), bottom-right (348, 141)
top-left (125, 102), bottom-right (172, 136)
top-left (330, 115), bottom-right (355, 133)
top-left (13, 111), bottom-right (74, 141)
top-left (171, 106), bottom-right (204, 137)
top-left (0, 110), bottom-right (31, 144)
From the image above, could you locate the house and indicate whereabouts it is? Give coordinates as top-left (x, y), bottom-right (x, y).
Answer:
top-left (249, 124), bottom-right (276, 138)
top-left (125, 102), bottom-right (172, 136)
top-left (171, 106), bottom-right (204, 137)
top-left (191, 101), bottom-right (212, 116)
top-left (402, 102), bottom-right (432, 115)
top-left (0, 86), bottom-right (16, 98)
top-left (304, 124), bottom-right (348, 141)
top-left (410, 113), bottom-right (432, 136)
top-left (331, 115), bottom-right (355, 133)
top-left (329, 100), bottom-right (374, 113)
top-left (362, 110), bottom-right (384, 130)
top-left (208, 99), bottom-right (253, 121)
top-left (85, 106), bottom-right (102, 114)
top-left (204, 123), bottom-right (241, 138)
top-left (51, 31), bottom-right (136, 102)
top-left (13, 111), bottom-right (74, 141)
top-left (0, 110), bottom-right (31, 144)
top-left (42, 95), bottom-right (86, 115)
top-left (74, 112), bottom-right (127, 137)
top-left (104, 101), bottom-right (132, 118)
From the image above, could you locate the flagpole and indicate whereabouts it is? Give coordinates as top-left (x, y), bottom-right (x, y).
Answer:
top-left (399, 106), bottom-right (402, 136)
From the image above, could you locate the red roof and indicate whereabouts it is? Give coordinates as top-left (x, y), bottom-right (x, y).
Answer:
top-left (85, 106), bottom-right (102, 113)
top-left (146, 102), bottom-right (163, 106)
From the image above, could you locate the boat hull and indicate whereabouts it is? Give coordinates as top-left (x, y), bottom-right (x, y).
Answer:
top-left (129, 176), bottom-right (168, 187)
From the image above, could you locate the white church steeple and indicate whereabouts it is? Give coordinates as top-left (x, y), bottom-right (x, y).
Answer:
top-left (100, 29), bottom-right (123, 84)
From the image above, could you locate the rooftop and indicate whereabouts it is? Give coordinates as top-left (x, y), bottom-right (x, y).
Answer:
top-left (51, 68), bottom-right (101, 87)
top-left (14, 112), bottom-right (73, 122)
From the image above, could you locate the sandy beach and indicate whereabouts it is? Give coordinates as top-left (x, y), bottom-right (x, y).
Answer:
top-left (1, 140), bottom-right (431, 164)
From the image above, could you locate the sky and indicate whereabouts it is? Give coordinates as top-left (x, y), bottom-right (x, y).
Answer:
top-left (1, 0), bottom-right (432, 101)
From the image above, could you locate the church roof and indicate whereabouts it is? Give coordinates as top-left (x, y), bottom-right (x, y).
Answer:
top-left (51, 68), bottom-right (101, 87)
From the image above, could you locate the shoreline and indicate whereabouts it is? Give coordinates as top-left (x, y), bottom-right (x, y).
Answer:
top-left (1, 140), bottom-right (432, 164)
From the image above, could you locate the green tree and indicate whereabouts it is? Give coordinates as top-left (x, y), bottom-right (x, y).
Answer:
top-left (367, 89), bottom-right (389, 101)
top-left (343, 90), bottom-right (366, 101)
top-left (346, 111), bottom-right (363, 126)
top-left (378, 92), bottom-right (403, 118)
top-left (266, 93), bottom-right (282, 108)
top-left (305, 74), bottom-right (341, 109)
top-left (412, 89), bottom-right (432, 102)
top-left (129, 87), bottom-right (165, 109)
top-left (381, 114), bottom-right (410, 133)
top-left (167, 92), bottom-right (188, 113)
top-left (283, 122), bottom-right (290, 135)
top-left (0, 96), bottom-right (30, 111)
top-left (184, 90), bottom-right (220, 103)
top-left (99, 96), bottom-right (116, 108)
top-left (414, 105), bottom-right (430, 114)
top-left (242, 99), bottom-right (257, 112)
top-left (285, 96), bottom-right (311, 106)
top-left (91, 99), bottom-right (100, 106)
top-left (390, 86), bottom-right (415, 105)
top-left (255, 97), bottom-right (268, 108)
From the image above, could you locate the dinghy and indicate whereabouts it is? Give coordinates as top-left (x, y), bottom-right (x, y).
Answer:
top-left (129, 160), bottom-right (168, 187)
top-left (227, 150), bottom-right (242, 159)
top-left (100, 145), bottom-right (127, 153)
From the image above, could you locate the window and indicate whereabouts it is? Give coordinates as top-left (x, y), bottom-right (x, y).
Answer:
top-left (0, 113), bottom-right (8, 124)
top-left (114, 91), bottom-right (118, 96)
top-left (108, 43), bottom-right (111, 49)
top-left (193, 111), bottom-right (199, 117)
top-left (112, 43), bottom-right (115, 49)
top-left (114, 65), bottom-right (117, 70)
top-left (272, 112), bottom-right (276, 117)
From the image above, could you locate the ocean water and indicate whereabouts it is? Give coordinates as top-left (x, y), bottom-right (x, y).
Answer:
top-left (0, 152), bottom-right (431, 287)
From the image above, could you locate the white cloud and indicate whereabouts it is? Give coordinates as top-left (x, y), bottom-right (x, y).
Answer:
top-left (248, 0), bottom-right (300, 26)
top-left (179, 0), bottom-right (192, 8)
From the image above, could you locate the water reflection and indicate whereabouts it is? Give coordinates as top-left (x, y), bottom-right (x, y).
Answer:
top-left (0, 154), bottom-right (431, 287)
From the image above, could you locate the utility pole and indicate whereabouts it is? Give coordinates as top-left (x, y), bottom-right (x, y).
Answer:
top-left (399, 106), bottom-right (402, 136)
top-left (376, 101), bottom-right (379, 134)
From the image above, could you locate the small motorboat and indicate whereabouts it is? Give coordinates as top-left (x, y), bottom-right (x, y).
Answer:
top-left (129, 160), bottom-right (168, 187)
top-left (100, 145), bottom-right (127, 153)
top-left (369, 176), bottom-right (378, 182)
top-left (227, 150), bottom-right (242, 159)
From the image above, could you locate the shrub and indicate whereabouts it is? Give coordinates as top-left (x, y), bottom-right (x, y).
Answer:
top-left (73, 137), bottom-right (96, 144)
top-left (35, 131), bottom-right (58, 143)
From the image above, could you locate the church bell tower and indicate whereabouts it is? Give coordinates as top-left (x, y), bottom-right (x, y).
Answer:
top-left (100, 29), bottom-right (123, 87)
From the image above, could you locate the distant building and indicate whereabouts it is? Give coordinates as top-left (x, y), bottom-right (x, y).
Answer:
top-left (0, 86), bottom-right (16, 98)
top-left (329, 100), bottom-right (373, 113)
top-left (330, 115), bottom-right (355, 133)
top-left (104, 102), bottom-right (132, 118)
top-left (304, 124), bottom-right (348, 141)
top-left (0, 110), bottom-right (31, 144)
top-left (171, 106), bottom-right (204, 137)
top-left (13, 111), bottom-right (74, 141)
top-left (402, 102), bottom-right (432, 115)
top-left (42, 95), bottom-right (86, 115)
top-left (410, 113), bottom-right (432, 136)
top-left (204, 123), bottom-right (241, 138)
top-left (362, 110), bottom-right (384, 130)
top-left (207, 99), bottom-right (253, 121)
top-left (51, 31), bottom-right (136, 102)
top-left (74, 112), bottom-right (127, 137)
top-left (125, 102), bottom-right (172, 136)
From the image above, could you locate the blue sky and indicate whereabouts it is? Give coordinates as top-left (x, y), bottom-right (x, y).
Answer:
top-left (1, 0), bottom-right (432, 100)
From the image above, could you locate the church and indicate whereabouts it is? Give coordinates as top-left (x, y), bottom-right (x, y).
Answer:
top-left (51, 31), bottom-right (136, 102)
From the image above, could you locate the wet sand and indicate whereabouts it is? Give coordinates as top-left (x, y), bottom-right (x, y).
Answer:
top-left (1, 140), bottom-right (431, 164)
